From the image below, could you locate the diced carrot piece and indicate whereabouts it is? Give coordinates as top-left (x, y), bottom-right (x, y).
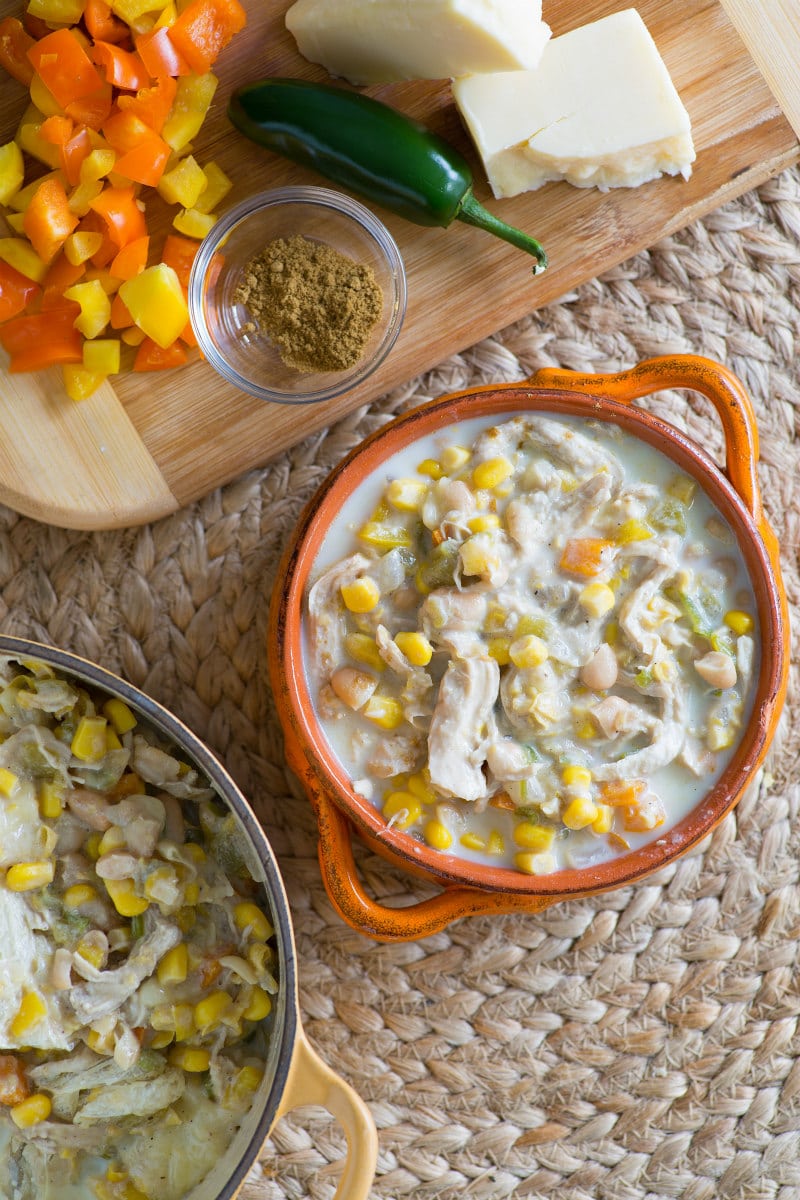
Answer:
top-left (598, 780), bottom-right (647, 808)
top-left (559, 538), bottom-right (614, 577)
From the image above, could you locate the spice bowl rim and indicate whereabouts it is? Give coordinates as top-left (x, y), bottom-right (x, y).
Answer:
top-left (0, 634), bottom-right (378, 1198)
top-left (267, 355), bottom-right (789, 940)
top-left (188, 185), bottom-right (408, 406)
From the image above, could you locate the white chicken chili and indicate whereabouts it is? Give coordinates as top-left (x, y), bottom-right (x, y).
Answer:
top-left (304, 413), bottom-right (759, 874)
top-left (0, 656), bottom-right (276, 1200)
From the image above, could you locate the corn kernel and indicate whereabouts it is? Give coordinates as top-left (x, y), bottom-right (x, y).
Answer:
top-left (62, 884), bottom-right (98, 909)
top-left (382, 791), bottom-right (422, 830)
top-left (102, 697), bottom-right (137, 734)
top-left (234, 1065), bottom-right (263, 1093)
top-left (514, 851), bottom-right (556, 875)
top-left (562, 765), bottom-right (592, 787)
top-left (394, 631), bottom-right (433, 666)
top-left (104, 878), bottom-right (149, 917)
top-left (157, 943), bottom-right (189, 986)
top-left (509, 634), bottom-right (548, 669)
top-left (440, 445), bottom-right (471, 472)
top-left (168, 1046), bottom-right (210, 1072)
top-left (344, 632), bottom-right (385, 672)
top-left (562, 796), bottom-right (599, 830)
top-left (11, 991), bottom-right (47, 1038)
top-left (471, 455), bottom-right (513, 490)
top-left (724, 610), bottom-right (754, 635)
top-left (194, 989), bottom-right (232, 1032)
top-left (604, 621), bottom-right (619, 646)
top-left (340, 576), bottom-right (380, 613)
top-left (407, 772), bottom-right (436, 804)
top-left (513, 822), bottom-right (555, 851)
top-left (98, 826), bottom-right (126, 855)
top-left (150, 1030), bottom-right (174, 1049)
top-left (242, 986), bottom-right (272, 1022)
top-left (417, 457), bottom-right (443, 479)
top-left (424, 819), bottom-right (453, 850)
top-left (6, 861), bottom-right (55, 892)
top-left (234, 902), bottom-right (273, 942)
top-left (468, 513), bottom-right (501, 533)
top-left (0, 767), bottom-right (18, 797)
top-left (84, 832), bottom-right (103, 861)
top-left (460, 831), bottom-right (487, 852)
top-left (106, 1164), bottom-right (128, 1183)
top-left (652, 659), bottom-right (675, 682)
top-left (71, 715), bottom-right (109, 762)
top-left (487, 830), bottom-right (505, 856)
top-left (183, 882), bottom-right (200, 905)
top-left (76, 935), bottom-right (106, 970)
top-left (10, 1093), bottom-right (51, 1128)
top-left (38, 780), bottom-right (64, 819)
top-left (486, 637), bottom-right (511, 666)
top-left (579, 582), bottom-right (616, 618)
top-left (616, 519), bottom-right (654, 545)
top-left (591, 804), bottom-right (614, 834)
top-left (362, 694), bottom-right (405, 730)
top-left (386, 478), bottom-right (427, 512)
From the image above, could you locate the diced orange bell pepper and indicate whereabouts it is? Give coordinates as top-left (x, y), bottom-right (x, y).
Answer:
top-left (119, 262), bottom-right (187, 348)
top-left (110, 234), bottom-right (148, 279)
top-left (39, 115), bottom-right (74, 146)
top-left (109, 289), bottom-right (133, 328)
top-left (23, 176), bottom-right (80, 264)
top-left (65, 85), bottom-right (114, 131)
top-left (559, 538), bottom-right (615, 577)
top-left (42, 251), bottom-right (86, 306)
top-left (27, 29), bottom-right (105, 109)
top-left (136, 25), bottom-right (190, 78)
top-left (0, 303), bottom-right (83, 372)
top-left (160, 233), bottom-right (198, 287)
top-left (22, 11), bottom-right (51, 39)
top-left (102, 111), bottom-right (171, 186)
top-left (60, 126), bottom-right (93, 186)
top-left (91, 42), bottom-right (151, 91)
top-left (0, 17), bottom-right (35, 87)
top-left (117, 75), bottom-right (177, 133)
top-left (0, 260), bottom-right (41, 322)
top-left (167, 0), bottom-right (246, 74)
top-left (89, 185), bottom-right (146, 248)
top-left (83, 0), bottom-right (129, 45)
top-left (133, 335), bottom-right (187, 370)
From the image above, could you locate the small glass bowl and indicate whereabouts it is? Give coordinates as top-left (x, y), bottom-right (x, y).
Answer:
top-left (188, 186), bottom-right (407, 405)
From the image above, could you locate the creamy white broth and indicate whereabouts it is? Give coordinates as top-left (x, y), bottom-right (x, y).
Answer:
top-left (304, 413), bottom-right (759, 874)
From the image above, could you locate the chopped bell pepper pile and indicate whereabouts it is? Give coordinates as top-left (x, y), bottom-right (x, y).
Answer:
top-left (0, 0), bottom-right (246, 400)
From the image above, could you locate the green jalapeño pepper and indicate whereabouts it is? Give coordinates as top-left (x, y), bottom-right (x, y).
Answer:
top-left (228, 78), bottom-right (547, 274)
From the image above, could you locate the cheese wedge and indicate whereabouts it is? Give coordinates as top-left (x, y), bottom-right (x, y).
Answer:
top-left (452, 8), bottom-right (695, 198)
top-left (285, 0), bottom-right (551, 86)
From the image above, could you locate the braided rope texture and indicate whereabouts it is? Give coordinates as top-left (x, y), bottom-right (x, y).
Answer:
top-left (2, 166), bottom-right (800, 1199)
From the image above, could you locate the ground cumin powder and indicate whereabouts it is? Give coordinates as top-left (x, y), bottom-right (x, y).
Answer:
top-left (234, 234), bottom-right (384, 373)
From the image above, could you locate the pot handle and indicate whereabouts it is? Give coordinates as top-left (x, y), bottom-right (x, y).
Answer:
top-left (312, 783), bottom-right (557, 942)
top-left (530, 354), bottom-right (766, 533)
top-left (276, 1026), bottom-right (378, 1200)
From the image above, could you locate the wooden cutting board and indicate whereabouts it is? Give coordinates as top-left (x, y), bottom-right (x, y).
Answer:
top-left (0, 0), bottom-right (798, 529)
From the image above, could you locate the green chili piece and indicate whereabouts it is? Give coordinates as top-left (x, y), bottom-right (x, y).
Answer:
top-left (228, 78), bottom-right (547, 274)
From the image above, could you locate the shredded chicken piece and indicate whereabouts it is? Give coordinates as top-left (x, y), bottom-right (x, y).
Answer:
top-left (427, 656), bottom-right (500, 801)
top-left (69, 915), bottom-right (181, 1024)
top-left (307, 553), bottom-right (372, 681)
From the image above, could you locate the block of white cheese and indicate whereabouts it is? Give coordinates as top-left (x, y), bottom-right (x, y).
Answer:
top-left (285, 0), bottom-right (551, 86)
top-left (452, 8), bottom-right (695, 198)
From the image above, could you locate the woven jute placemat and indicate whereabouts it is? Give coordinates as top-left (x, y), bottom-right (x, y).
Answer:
top-left (2, 166), bottom-right (799, 1200)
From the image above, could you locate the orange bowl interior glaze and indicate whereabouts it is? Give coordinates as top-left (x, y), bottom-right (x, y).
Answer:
top-left (268, 355), bottom-right (789, 941)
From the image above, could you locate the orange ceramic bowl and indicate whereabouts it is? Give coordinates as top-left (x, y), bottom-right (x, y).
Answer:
top-left (268, 355), bottom-right (789, 942)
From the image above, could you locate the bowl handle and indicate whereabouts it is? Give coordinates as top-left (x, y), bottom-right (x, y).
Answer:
top-left (530, 353), bottom-right (770, 542)
top-left (275, 1026), bottom-right (379, 1200)
top-left (311, 783), bottom-right (557, 942)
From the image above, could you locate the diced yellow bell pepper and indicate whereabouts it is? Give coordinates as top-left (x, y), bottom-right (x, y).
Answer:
top-left (15, 105), bottom-right (61, 170)
top-left (83, 338), bottom-right (121, 376)
top-left (172, 207), bottom-right (216, 239)
top-left (162, 73), bottom-right (219, 155)
top-left (64, 231), bottom-right (105, 266)
top-left (29, 75), bottom-right (63, 120)
top-left (193, 161), bottom-right (233, 214)
top-left (80, 148), bottom-right (117, 185)
top-left (27, 0), bottom-right (85, 23)
top-left (157, 154), bottom-right (207, 208)
top-left (0, 142), bottom-right (24, 207)
top-left (0, 238), bottom-right (47, 283)
top-left (67, 179), bottom-right (105, 218)
top-left (7, 171), bottom-right (63, 215)
top-left (118, 263), bottom-right (188, 349)
top-left (64, 279), bottom-right (112, 338)
top-left (111, 0), bottom-right (167, 22)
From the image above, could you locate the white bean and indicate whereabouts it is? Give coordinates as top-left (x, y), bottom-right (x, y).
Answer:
top-left (694, 650), bottom-right (737, 690)
top-left (330, 667), bottom-right (378, 710)
top-left (580, 643), bottom-right (619, 692)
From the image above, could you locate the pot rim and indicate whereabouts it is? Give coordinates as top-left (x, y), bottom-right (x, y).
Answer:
top-left (271, 381), bottom-right (787, 898)
top-left (0, 633), bottom-right (298, 1200)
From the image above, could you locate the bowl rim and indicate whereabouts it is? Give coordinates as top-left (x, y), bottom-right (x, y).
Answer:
top-left (0, 633), bottom-right (299, 1200)
top-left (187, 185), bottom-right (408, 406)
top-left (269, 383), bottom-right (787, 898)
